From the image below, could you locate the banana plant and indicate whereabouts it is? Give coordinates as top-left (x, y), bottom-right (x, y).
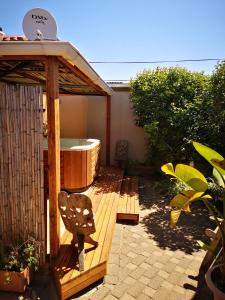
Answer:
top-left (162, 141), bottom-right (225, 276)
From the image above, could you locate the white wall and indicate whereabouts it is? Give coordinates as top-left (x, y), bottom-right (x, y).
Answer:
top-left (110, 88), bottom-right (146, 164)
top-left (60, 95), bottom-right (88, 138)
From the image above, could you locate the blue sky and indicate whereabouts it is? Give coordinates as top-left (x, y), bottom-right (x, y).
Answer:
top-left (1, 0), bottom-right (225, 81)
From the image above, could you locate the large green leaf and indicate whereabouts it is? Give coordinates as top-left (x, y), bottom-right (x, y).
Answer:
top-left (170, 190), bottom-right (210, 211)
top-left (170, 193), bottom-right (189, 209)
top-left (170, 209), bottom-right (181, 227)
top-left (161, 163), bottom-right (175, 177)
top-left (213, 168), bottom-right (225, 188)
top-left (162, 163), bottom-right (208, 192)
top-left (193, 141), bottom-right (225, 176)
top-left (175, 164), bottom-right (208, 192)
top-left (197, 240), bottom-right (214, 253)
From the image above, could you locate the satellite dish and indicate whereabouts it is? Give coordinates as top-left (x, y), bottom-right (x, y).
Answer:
top-left (23, 8), bottom-right (57, 41)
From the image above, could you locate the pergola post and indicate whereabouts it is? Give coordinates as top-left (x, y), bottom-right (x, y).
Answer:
top-left (46, 56), bottom-right (60, 259)
top-left (106, 95), bottom-right (111, 166)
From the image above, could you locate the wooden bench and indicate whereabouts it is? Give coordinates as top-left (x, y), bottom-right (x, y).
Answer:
top-left (117, 176), bottom-right (139, 224)
top-left (53, 167), bottom-right (124, 300)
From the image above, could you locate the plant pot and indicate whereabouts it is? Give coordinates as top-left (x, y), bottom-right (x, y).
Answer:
top-left (205, 265), bottom-right (225, 300)
top-left (0, 267), bottom-right (32, 292)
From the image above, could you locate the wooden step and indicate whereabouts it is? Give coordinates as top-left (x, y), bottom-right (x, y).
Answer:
top-left (117, 176), bottom-right (139, 224)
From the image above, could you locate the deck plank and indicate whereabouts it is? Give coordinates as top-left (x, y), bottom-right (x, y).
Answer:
top-left (117, 176), bottom-right (139, 224)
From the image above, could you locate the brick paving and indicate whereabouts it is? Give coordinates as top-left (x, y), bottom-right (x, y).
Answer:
top-left (72, 177), bottom-right (214, 300)
top-left (0, 177), bottom-right (214, 300)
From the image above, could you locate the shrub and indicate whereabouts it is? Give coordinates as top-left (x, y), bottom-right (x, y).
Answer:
top-left (130, 67), bottom-right (209, 166)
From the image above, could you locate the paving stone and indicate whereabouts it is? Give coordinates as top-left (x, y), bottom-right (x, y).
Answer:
top-left (173, 284), bottom-right (185, 295)
top-left (176, 273), bottom-right (189, 286)
top-left (168, 291), bottom-right (186, 300)
top-left (104, 283), bottom-right (116, 291)
top-left (144, 266), bottom-right (158, 279)
top-left (140, 251), bottom-right (151, 257)
top-left (127, 252), bottom-right (137, 259)
top-left (161, 280), bottom-right (173, 290)
top-left (145, 255), bottom-right (159, 264)
top-left (141, 242), bottom-right (149, 248)
top-left (120, 255), bottom-right (131, 267)
top-left (131, 255), bottom-right (146, 266)
top-left (148, 275), bottom-right (164, 290)
top-left (123, 276), bottom-right (136, 285)
top-left (188, 260), bottom-right (201, 271)
top-left (162, 262), bottom-right (177, 273)
top-left (127, 281), bottom-right (146, 298)
top-left (153, 251), bottom-right (163, 257)
top-left (119, 267), bottom-right (132, 281)
top-left (89, 287), bottom-right (110, 300)
top-left (174, 250), bottom-right (185, 258)
top-left (157, 270), bottom-right (169, 279)
top-left (184, 289), bottom-right (197, 300)
top-left (104, 275), bottom-right (119, 285)
top-left (167, 271), bottom-right (182, 285)
top-left (111, 245), bottom-right (121, 254)
top-left (130, 267), bottom-right (146, 279)
top-left (169, 257), bottom-right (180, 264)
top-left (111, 283), bottom-right (129, 299)
top-left (151, 287), bottom-right (170, 300)
top-left (153, 262), bottom-right (164, 269)
top-left (156, 254), bottom-right (170, 263)
top-left (121, 246), bottom-right (132, 254)
top-left (184, 268), bottom-right (199, 276)
top-left (137, 293), bottom-right (152, 300)
top-left (179, 258), bottom-right (192, 269)
top-left (120, 293), bottom-right (135, 300)
top-left (108, 264), bottom-right (119, 276)
top-left (140, 262), bottom-right (150, 270)
top-left (139, 276), bottom-right (150, 285)
top-left (103, 295), bottom-right (118, 300)
top-left (132, 234), bottom-right (140, 239)
top-left (127, 263), bottom-right (137, 270)
top-left (175, 265), bottom-right (185, 273)
top-left (130, 242), bottom-right (138, 248)
top-left (109, 254), bottom-right (120, 265)
top-left (144, 286), bottom-right (156, 297)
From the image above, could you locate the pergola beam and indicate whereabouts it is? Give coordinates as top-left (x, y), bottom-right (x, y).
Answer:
top-left (106, 95), bottom-right (111, 166)
top-left (46, 56), bottom-right (60, 259)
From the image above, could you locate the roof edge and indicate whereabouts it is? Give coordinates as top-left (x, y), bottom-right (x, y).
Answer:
top-left (0, 40), bottom-right (113, 95)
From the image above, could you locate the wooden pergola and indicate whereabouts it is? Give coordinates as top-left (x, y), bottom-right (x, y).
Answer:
top-left (0, 40), bottom-right (112, 259)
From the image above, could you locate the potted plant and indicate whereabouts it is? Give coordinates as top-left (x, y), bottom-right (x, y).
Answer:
top-left (161, 141), bottom-right (225, 300)
top-left (0, 236), bottom-right (41, 292)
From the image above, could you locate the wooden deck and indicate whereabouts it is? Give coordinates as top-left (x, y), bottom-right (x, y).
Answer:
top-left (53, 167), bottom-right (139, 300)
top-left (117, 176), bottom-right (139, 224)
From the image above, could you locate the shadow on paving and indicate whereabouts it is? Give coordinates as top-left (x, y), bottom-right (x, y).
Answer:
top-left (139, 176), bottom-right (216, 254)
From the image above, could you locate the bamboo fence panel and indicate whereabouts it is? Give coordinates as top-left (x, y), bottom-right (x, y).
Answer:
top-left (0, 83), bottom-right (45, 263)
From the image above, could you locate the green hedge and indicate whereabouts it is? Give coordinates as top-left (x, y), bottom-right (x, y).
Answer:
top-left (130, 63), bottom-right (225, 168)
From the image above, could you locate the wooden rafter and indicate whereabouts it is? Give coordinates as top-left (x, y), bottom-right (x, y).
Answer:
top-left (0, 61), bottom-right (31, 79)
top-left (15, 71), bottom-right (46, 85)
top-left (57, 56), bottom-right (107, 96)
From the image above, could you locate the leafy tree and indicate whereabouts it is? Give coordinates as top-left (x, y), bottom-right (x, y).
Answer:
top-left (130, 67), bottom-right (210, 166)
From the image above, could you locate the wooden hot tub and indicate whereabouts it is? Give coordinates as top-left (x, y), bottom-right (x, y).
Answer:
top-left (44, 138), bottom-right (100, 190)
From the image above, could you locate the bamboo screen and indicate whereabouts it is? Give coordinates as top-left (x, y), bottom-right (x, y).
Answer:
top-left (0, 83), bottom-right (45, 262)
